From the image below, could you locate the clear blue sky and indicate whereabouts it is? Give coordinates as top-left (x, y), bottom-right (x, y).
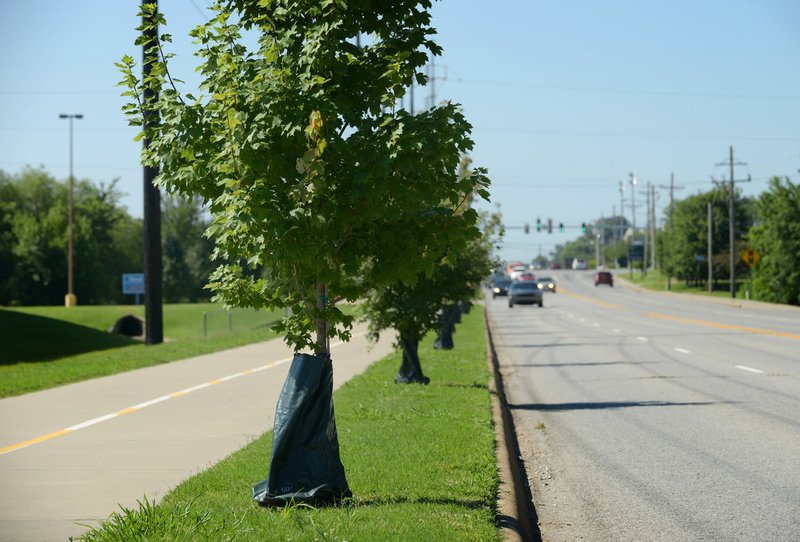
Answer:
top-left (2, 0), bottom-right (798, 263)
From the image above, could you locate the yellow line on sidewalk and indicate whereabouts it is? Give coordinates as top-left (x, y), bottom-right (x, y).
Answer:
top-left (0, 429), bottom-right (72, 455)
top-left (0, 331), bottom-right (370, 457)
top-left (644, 312), bottom-right (800, 340)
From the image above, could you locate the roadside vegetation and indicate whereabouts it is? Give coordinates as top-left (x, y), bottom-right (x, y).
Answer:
top-left (0, 304), bottom-right (284, 398)
top-left (618, 270), bottom-right (755, 300)
top-left (77, 309), bottom-right (499, 542)
top-left (547, 177), bottom-right (799, 307)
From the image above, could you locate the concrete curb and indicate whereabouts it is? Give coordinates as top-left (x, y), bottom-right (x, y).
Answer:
top-left (486, 306), bottom-right (541, 542)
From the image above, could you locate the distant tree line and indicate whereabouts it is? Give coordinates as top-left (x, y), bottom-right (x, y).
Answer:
top-left (0, 167), bottom-right (215, 306)
top-left (549, 175), bottom-right (799, 306)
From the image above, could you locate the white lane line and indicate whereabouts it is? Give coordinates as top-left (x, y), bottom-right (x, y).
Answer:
top-left (736, 365), bottom-right (765, 374)
top-left (612, 329), bottom-right (621, 333)
top-left (0, 333), bottom-right (366, 457)
top-left (637, 336), bottom-right (648, 342)
top-left (674, 347), bottom-right (691, 354)
top-left (593, 323), bottom-right (601, 328)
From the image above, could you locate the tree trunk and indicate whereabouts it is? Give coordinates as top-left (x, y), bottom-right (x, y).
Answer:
top-left (396, 333), bottom-right (430, 384)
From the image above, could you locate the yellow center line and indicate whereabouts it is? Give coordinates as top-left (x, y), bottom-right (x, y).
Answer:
top-left (645, 312), bottom-right (800, 340)
top-left (558, 286), bottom-right (799, 340)
top-left (558, 285), bottom-right (625, 311)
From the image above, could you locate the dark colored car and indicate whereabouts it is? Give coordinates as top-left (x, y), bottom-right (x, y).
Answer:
top-left (492, 278), bottom-right (513, 298)
top-left (508, 281), bottom-right (544, 308)
top-left (594, 271), bottom-right (614, 287)
top-left (536, 276), bottom-right (556, 293)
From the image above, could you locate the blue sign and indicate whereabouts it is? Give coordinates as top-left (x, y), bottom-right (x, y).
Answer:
top-left (122, 273), bottom-right (145, 295)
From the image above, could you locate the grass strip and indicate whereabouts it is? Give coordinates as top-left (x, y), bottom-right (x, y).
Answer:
top-left (1, 304), bottom-right (284, 398)
top-left (619, 270), bottom-right (751, 299)
top-left (77, 308), bottom-right (500, 542)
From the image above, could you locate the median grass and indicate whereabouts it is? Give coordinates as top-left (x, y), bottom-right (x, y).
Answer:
top-left (0, 304), bottom-right (283, 398)
top-left (77, 308), bottom-right (500, 542)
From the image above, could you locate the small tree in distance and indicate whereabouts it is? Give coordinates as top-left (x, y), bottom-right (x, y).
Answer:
top-left (118, 1), bottom-right (489, 504)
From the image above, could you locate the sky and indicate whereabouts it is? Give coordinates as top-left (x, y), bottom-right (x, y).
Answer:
top-left (1, 0), bottom-right (799, 264)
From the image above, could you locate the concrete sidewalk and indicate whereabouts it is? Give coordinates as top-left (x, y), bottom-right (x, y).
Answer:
top-left (0, 326), bottom-right (394, 542)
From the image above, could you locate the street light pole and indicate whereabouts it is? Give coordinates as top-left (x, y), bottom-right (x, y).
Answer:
top-left (59, 113), bottom-right (83, 307)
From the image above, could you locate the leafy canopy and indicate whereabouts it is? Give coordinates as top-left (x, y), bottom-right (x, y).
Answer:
top-left (118, 1), bottom-right (489, 352)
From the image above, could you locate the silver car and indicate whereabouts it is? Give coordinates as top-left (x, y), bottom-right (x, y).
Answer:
top-left (508, 281), bottom-right (544, 308)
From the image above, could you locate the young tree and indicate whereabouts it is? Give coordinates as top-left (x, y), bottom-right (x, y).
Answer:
top-left (119, 1), bottom-right (488, 504)
top-left (363, 203), bottom-right (501, 383)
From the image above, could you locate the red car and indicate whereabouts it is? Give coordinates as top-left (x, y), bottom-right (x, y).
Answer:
top-left (594, 271), bottom-right (613, 287)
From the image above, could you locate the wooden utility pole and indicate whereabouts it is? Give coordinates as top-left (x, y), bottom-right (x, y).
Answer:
top-left (707, 203), bottom-right (713, 292)
top-left (657, 173), bottom-right (684, 290)
top-left (715, 146), bottom-right (749, 299)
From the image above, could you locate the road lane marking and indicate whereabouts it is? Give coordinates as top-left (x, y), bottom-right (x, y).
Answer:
top-left (736, 365), bottom-right (765, 374)
top-left (612, 329), bottom-right (621, 333)
top-left (558, 286), bottom-right (625, 310)
top-left (673, 347), bottom-right (691, 354)
top-left (0, 333), bottom-right (366, 457)
top-left (637, 336), bottom-right (648, 342)
top-left (645, 312), bottom-right (800, 341)
top-left (593, 323), bottom-right (601, 328)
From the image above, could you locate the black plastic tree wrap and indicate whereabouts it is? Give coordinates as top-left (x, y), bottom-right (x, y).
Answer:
top-left (252, 352), bottom-right (351, 506)
top-left (396, 334), bottom-right (430, 384)
top-left (433, 304), bottom-right (460, 350)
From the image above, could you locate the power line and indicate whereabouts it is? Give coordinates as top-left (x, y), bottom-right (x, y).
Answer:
top-left (449, 78), bottom-right (800, 102)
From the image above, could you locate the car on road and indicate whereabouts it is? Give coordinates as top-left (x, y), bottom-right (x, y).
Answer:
top-left (572, 258), bottom-right (588, 270)
top-left (492, 277), bottom-right (513, 298)
top-left (508, 281), bottom-right (544, 308)
top-left (536, 276), bottom-right (557, 293)
top-left (518, 272), bottom-right (536, 282)
top-left (594, 271), bottom-right (614, 287)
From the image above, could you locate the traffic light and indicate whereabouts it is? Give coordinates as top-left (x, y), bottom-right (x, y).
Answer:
top-left (581, 222), bottom-right (587, 233)
top-left (558, 222), bottom-right (564, 233)
top-left (524, 223), bottom-right (530, 234)
top-left (536, 218), bottom-right (542, 232)
top-left (547, 218), bottom-right (553, 233)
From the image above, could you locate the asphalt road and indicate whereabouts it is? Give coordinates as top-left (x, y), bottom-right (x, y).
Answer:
top-left (0, 327), bottom-right (393, 542)
top-left (487, 271), bottom-right (800, 542)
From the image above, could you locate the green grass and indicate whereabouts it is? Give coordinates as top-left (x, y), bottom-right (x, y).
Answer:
top-left (620, 269), bottom-right (752, 300)
top-left (77, 309), bottom-right (500, 542)
top-left (0, 304), bottom-right (283, 398)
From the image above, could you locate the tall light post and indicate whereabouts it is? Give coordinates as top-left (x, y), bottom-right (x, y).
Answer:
top-left (59, 113), bottom-right (83, 307)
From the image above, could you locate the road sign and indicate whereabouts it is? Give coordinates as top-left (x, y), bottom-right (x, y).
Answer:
top-left (122, 273), bottom-right (145, 295)
top-left (740, 248), bottom-right (760, 268)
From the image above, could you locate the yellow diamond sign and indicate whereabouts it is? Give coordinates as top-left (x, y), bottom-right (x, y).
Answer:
top-left (741, 248), bottom-right (760, 268)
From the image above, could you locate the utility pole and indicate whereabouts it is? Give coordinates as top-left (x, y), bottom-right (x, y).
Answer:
top-left (629, 173), bottom-right (638, 276)
top-left (142, 0), bottom-right (163, 344)
top-left (715, 146), bottom-right (750, 299)
top-left (644, 182), bottom-right (650, 277)
top-left (707, 203), bottom-right (713, 292)
top-left (657, 173), bottom-right (684, 290)
top-left (426, 58), bottom-right (447, 109)
top-left (650, 184), bottom-right (657, 271)
top-left (618, 181), bottom-right (625, 243)
top-left (59, 113), bottom-right (83, 307)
